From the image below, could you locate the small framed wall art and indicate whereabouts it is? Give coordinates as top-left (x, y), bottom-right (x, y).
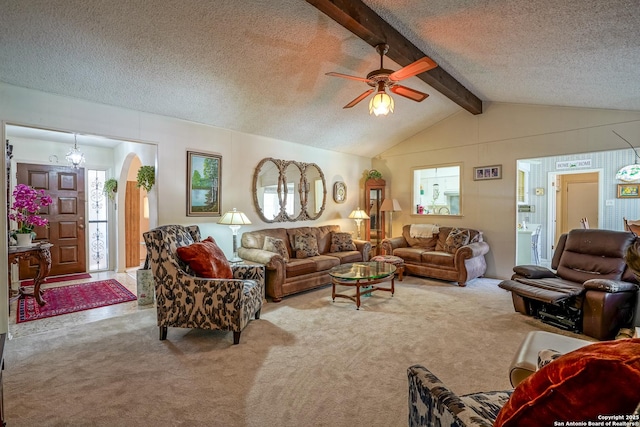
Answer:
top-left (617, 183), bottom-right (640, 198)
top-left (473, 165), bottom-right (502, 181)
top-left (333, 181), bottom-right (347, 203)
top-left (187, 151), bottom-right (222, 216)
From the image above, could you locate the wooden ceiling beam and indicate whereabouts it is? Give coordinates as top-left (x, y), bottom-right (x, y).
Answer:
top-left (306, 0), bottom-right (483, 115)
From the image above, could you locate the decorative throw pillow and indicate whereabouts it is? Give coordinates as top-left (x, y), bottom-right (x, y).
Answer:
top-left (494, 338), bottom-right (640, 427)
top-left (263, 236), bottom-right (289, 262)
top-left (330, 232), bottom-right (356, 252)
top-left (176, 236), bottom-right (233, 279)
top-left (293, 232), bottom-right (320, 259)
top-left (443, 228), bottom-right (470, 254)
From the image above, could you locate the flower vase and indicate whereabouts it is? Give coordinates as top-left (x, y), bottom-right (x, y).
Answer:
top-left (16, 233), bottom-right (33, 247)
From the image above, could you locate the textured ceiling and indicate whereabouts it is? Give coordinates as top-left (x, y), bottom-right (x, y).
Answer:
top-left (1, 0), bottom-right (639, 157)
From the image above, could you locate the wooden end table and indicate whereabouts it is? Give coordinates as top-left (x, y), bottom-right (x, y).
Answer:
top-left (329, 261), bottom-right (396, 310)
top-left (8, 243), bottom-right (53, 307)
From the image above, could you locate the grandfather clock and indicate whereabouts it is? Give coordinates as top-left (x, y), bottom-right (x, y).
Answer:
top-left (365, 178), bottom-right (385, 254)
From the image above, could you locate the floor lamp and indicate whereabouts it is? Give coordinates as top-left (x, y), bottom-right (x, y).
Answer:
top-left (380, 198), bottom-right (401, 238)
top-left (218, 208), bottom-right (252, 262)
top-left (348, 207), bottom-right (370, 239)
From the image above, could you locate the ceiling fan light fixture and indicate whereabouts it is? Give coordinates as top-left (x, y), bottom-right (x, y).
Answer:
top-left (369, 90), bottom-right (394, 116)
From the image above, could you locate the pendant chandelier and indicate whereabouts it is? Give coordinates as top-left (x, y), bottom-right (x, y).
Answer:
top-left (614, 130), bottom-right (640, 182)
top-left (66, 134), bottom-right (85, 169)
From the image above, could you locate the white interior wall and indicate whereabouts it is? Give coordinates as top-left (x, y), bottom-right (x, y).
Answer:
top-left (374, 102), bottom-right (640, 279)
top-left (0, 82), bottom-right (371, 333)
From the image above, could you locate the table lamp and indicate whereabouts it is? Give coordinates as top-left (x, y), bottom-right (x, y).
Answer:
top-left (380, 198), bottom-right (401, 237)
top-left (217, 208), bottom-right (251, 262)
top-left (348, 207), bottom-right (370, 239)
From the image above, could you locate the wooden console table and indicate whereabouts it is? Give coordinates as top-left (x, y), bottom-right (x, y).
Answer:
top-left (8, 243), bottom-right (53, 306)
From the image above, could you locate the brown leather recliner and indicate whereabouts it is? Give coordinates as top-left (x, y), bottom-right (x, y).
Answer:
top-left (499, 229), bottom-right (639, 340)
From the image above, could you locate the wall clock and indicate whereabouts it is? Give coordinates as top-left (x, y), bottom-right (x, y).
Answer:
top-left (333, 181), bottom-right (347, 203)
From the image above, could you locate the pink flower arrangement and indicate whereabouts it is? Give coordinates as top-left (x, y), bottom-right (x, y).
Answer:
top-left (8, 184), bottom-right (53, 235)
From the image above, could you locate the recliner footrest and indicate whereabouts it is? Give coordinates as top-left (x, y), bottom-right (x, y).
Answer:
top-left (499, 279), bottom-right (584, 304)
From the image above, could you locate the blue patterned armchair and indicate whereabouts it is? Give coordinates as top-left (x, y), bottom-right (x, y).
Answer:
top-left (143, 225), bottom-right (264, 345)
top-left (407, 365), bottom-right (512, 427)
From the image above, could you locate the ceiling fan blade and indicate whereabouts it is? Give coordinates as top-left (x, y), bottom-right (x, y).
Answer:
top-left (326, 72), bottom-right (371, 83)
top-left (344, 89), bottom-right (375, 108)
top-left (390, 85), bottom-right (429, 102)
top-left (389, 57), bottom-right (438, 82)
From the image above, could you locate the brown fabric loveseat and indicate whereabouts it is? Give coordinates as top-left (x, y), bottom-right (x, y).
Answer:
top-left (380, 224), bottom-right (489, 286)
top-left (499, 228), bottom-right (639, 340)
top-left (237, 225), bottom-right (371, 301)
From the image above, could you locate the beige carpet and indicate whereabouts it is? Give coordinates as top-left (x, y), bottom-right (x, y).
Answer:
top-left (4, 276), bottom-right (589, 426)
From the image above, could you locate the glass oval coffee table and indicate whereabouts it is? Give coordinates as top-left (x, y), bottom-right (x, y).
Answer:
top-left (329, 262), bottom-right (396, 310)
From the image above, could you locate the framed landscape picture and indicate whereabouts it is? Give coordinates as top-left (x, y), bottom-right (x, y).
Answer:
top-left (187, 151), bottom-right (222, 216)
top-left (617, 183), bottom-right (640, 198)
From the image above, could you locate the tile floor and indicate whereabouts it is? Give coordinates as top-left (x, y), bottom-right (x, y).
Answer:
top-left (8, 269), bottom-right (155, 339)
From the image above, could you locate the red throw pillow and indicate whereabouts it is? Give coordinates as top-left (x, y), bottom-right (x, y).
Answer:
top-left (494, 338), bottom-right (640, 427)
top-left (176, 236), bottom-right (233, 279)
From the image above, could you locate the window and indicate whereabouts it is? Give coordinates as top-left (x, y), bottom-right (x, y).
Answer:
top-left (412, 164), bottom-right (462, 216)
top-left (87, 170), bottom-right (110, 271)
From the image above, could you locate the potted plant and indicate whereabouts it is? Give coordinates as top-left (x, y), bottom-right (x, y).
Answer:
top-left (366, 169), bottom-right (383, 180)
top-left (8, 184), bottom-right (53, 246)
top-left (136, 166), bottom-right (155, 192)
top-left (103, 178), bottom-right (118, 201)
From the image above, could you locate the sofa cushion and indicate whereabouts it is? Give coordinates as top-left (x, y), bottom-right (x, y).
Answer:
top-left (435, 226), bottom-right (452, 251)
top-left (402, 225), bottom-right (438, 249)
top-left (293, 232), bottom-right (320, 258)
top-left (393, 247), bottom-right (425, 263)
top-left (311, 255), bottom-right (341, 271)
top-left (263, 236), bottom-right (289, 262)
top-left (316, 225), bottom-right (340, 254)
top-left (330, 232), bottom-right (356, 252)
top-left (328, 250), bottom-right (363, 264)
top-left (421, 251), bottom-right (455, 268)
top-left (286, 258), bottom-right (316, 278)
top-left (494, 338), bottom-right (640, 427)
top-left (443, 227), bottom-right (470, 254)
top-left (175, 236), bottom-right (233, 279)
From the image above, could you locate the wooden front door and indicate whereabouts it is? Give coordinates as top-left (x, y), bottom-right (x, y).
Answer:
top-left (17, 163), bottom-right (86, 278)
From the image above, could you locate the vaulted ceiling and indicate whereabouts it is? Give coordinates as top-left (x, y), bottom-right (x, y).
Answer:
top-left (1, 0), bottom-right (639, 157)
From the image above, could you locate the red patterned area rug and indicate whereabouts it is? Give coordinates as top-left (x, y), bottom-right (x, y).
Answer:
top-left (20, 273), bottom-right (92, 287)
top-left (17, 279), bottom-right (137, 323)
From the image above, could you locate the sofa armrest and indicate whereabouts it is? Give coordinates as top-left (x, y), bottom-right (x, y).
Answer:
top-left (232, 263), bottom-right (266, 284)
top-left (237, 247), bottom-right (283, 268)
top-left (381, 236), bottom-right (408, 255)
top-left (455, 241), bottom-right (489, 260)
top-left (512, 265), bottom-right (557, 279)
top-left (583, 279), bottom-right (639, 293)
top-left (408, 365), bottom-right (510, 427)
top-left (408, 365), bottom-right (465, 427)
top-left (353, 239), bottom-right (372, 261)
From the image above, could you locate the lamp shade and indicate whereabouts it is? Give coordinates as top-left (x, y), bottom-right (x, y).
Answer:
top-left (616, 164), bottom-right (640, 182)
top-left (380, 198), bottom-right (401, 212)
top-left (348, 207), bottom-right (370, 220)
top-left (218, 208), bottom-right (252, 225)
top-left (369, 91), bottom-right (394, 116)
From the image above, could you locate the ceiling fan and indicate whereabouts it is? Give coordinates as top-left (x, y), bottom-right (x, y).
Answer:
top-left (326, 44), bottom-right (438, 116)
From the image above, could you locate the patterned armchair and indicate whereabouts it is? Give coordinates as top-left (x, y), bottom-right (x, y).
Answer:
top-left (143, 225), bottom-right (264, 345)
top-left (407, 365), bottom-right (512, 427)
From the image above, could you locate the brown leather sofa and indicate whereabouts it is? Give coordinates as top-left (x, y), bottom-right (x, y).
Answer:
top-left (237, 225), bottom-right (371, 301)
top-left (380, 225), bottom-right (489, 286)
top-left (499, 228), bottom-right (639, 340)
